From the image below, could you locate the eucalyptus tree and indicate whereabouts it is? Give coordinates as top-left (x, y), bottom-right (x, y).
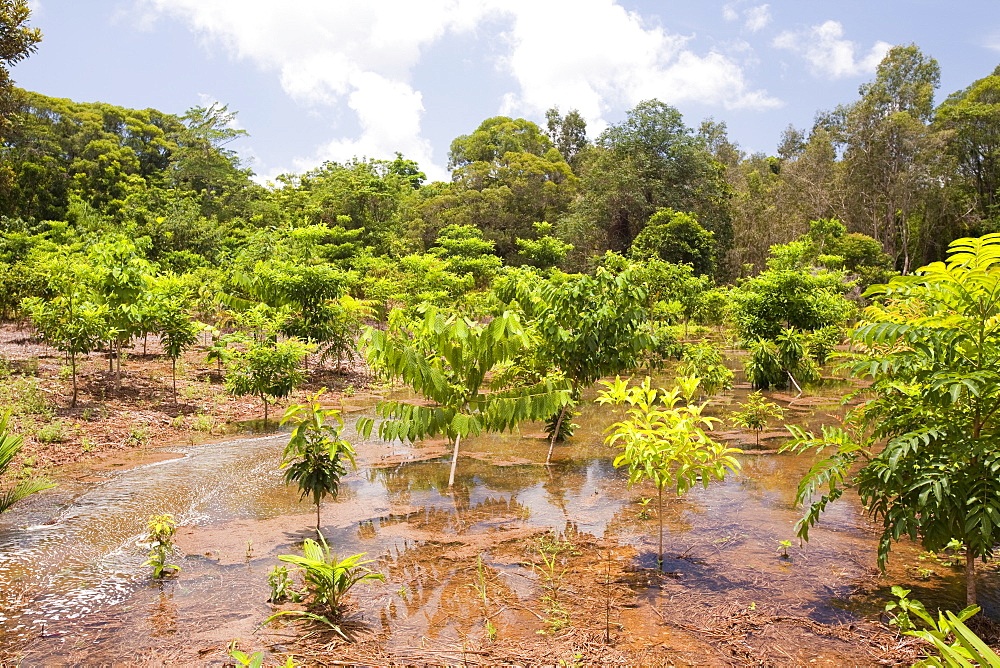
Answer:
top-left (785, 233), bottom-right (1000, 605)
top-left (359, 306), bottom-right (571, 487)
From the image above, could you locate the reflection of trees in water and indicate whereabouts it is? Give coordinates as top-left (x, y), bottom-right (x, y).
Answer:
top-left (372, 499), bottom-right (533, 642)
top-left (367, 457), bottom-right (551, 506)
top-left (147, 588), bottom-right (177, 638)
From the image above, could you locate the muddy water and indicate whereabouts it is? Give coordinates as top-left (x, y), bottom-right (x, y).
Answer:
top-left (1, 375), bottom-right (997, 664)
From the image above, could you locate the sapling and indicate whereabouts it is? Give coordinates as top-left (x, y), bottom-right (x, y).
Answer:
top-left (598, 376), bottom-right (741, 571)
top-left (144, 514), bottom-right (180, 578)
top-left (280, 390), bottom-right (356, 536)
top-left (730, 391), bottom-right (783, 447)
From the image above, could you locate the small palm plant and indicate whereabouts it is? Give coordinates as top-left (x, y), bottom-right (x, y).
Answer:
top-left (730, 391), bottom-right (783, 447)
top-left (0, 411), bottom-right (55, 515)
top-left (267, 533), bottom-right (385, 639)
top-left (280, 390), bottom-right (357, 536)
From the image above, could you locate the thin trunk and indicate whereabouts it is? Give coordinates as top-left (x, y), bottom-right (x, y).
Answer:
top-left (786, 371), bottom-right (803, 397)
top-left (263, 397), bottom-right (269, 425)
top-left (171, 358), bottom-right (177, 405)
top-left (316, 500), bottom-right (321, 538)
top-left (967, 550), bottom-right (977, 607)
top-left (448, 433), bottom-right (462, 487)
top-left (658, 486), bottom-right (664, 572)
top-left (143, 333), bottom-right (148, 355)
top-left (546, 405), bottom-right (568, 465)
top-left (70, 352), bottom-right (78, 408)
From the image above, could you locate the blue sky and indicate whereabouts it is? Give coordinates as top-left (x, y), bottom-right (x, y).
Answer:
top-left (12, 1), bottom-right (1000, 183)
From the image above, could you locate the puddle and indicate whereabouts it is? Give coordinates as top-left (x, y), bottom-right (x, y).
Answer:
top-left (0, 370), bottom-right (996, 664)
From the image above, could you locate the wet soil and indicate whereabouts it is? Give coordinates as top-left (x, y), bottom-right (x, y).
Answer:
top-left (2, 338), bottom-right (999, 665)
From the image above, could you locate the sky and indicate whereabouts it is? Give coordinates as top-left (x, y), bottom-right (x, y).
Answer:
top-left (11, 0), bottom-right (1000, 184)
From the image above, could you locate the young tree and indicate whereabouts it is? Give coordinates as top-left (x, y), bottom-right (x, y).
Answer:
top-left (280, 391), bottom-right (357, 536)
top-left (24, 254), bottom-right (108, 407)
top-left (730, 391), bottom-right (783, 446)
top-left (360, 307), bottom-right (571, 487)
top-left (225, 336), bottom-right (310, 424)
top-left (500, 267), bottom-right (651, 461)
top-left (598, 376), bottom-right (741, 570)
top-left (785, 233), bottom-right (1000, 605)
top-left (148, 276), bottom-right (201, 404)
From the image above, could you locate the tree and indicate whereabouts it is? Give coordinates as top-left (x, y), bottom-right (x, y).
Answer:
top-left (730, 391), bottom-right (783, 447)
top-left (24, 254), bottom-right (109, 407)
top-left (0, 410), bottom-right (54, 514)
top-left (280, 392), bottom-right (357, 536)
top-left (0, 0), bottom-right (41, 140)
top-left (545, 107), bottom-right (589, 170)
top-left (578, 99), bottom-right (730, 254)
top-left (359, 307), bottom-right (571, 487)
top-left (629, 208), bottom-right (716, 277)
top-left (785, 233), bottom-right (1000, 606)
top-left (831, 44), bottom-right (946, 272)
top-left (516, 221), bottom-right (573, 270)
top-left (225, 336), bottom-right (310, 424)
top-left (937, 66), bottom-right (1000, 222)
top-left (148, 275), bottom-right (201, 404)
top-left (497, 266), bottom-right (651, 460)
top-left (598, 376), bottom-right (741, 571)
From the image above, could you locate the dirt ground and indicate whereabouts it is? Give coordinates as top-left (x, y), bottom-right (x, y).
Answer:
top-left (0, 322), bottom-right (368, 478)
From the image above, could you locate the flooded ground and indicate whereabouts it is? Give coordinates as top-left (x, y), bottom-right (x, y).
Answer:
top-left (1, 370), bottom-right (997, 665)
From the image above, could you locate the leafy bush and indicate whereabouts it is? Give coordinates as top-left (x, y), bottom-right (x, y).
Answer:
top-left (679, 342), bottom-right (733, 395)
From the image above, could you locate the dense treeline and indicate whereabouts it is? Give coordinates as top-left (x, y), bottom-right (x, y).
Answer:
top-left (1, 46), bottom-right (998, 289)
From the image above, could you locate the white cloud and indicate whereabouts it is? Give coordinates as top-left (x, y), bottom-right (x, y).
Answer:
top-left (137, 0), bottom-right (778, 177)
top-left (744, 5), bottom-right (771, 33)
top-left (722, 4), bottom-right (739, 22)
top-left (773, 20), bottom-right (891, 79)
top-left (496, 0), bottom-right (780, 128)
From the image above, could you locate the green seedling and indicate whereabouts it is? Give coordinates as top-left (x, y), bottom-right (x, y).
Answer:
top-left (144, 514), bottom-right (180, 578)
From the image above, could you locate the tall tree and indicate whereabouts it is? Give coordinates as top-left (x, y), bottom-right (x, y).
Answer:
top-left (578, 100), bottom-right (730, 255)
top-left (937, 66), bottom-right (1000, 224)
top-left (545, 107), bottom-right (589, 170)
top-left (0, 0), bottom-right (41, 140)
top-left (831, 44), bottom-right (948, 272)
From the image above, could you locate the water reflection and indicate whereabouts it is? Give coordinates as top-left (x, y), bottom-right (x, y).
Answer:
top-left (1, 373), bottom-right (997, 662)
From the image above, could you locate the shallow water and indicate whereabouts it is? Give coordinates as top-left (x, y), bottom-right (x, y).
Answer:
top-left (0, 371), bottom-right (996, 663)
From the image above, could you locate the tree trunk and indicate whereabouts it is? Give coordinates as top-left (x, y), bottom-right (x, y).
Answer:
top-left (71, 351), bottom-right (78, 408)
top-left (967, 550), bottom-right (977, 607)
top-left (316, 500), bottom-right (321, 538)
top-left (658, 486), bottom-right (664, 572)
top-left (263, 397), bottom-right (269, 425)
top-left (546, 405), bottom-right (568, 465)
top-left (448, 433), bottom-right (462, 487)
top-left (172, 358), bottom-right (177, 405)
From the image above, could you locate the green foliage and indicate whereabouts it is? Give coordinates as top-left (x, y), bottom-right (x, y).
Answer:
top-left (225, 336), bottom-right (310, 423)
top-left (630, 208), bottom-right (716, 277)
top-left (268, 565), bottom-right (299, 604)
top-left (516, 221), bottom-right (573, 270)
top-left (729, 267), bottom-right (855, 342)
top-left (270, 534), bottom-right (384, 635)
top-left (144, 514), bottom-right (180, 578)
top-left (598, 376), bottom-right (741, 569)
top-left (280, 392), bottom-right (357, 534)
top-left (360, 307), bottom-right (571, 485)
top-left (678, 342), bottom-right (733, 396)
top-left (783, 234), bottom-right (1000, 606)
top-left (432, 224), bottom-right (502, 288)
top-left (885, 586), bottom-right (1000, 667)
top-left (0, 410), bottom-right (55, 514)
top-left (730, 391), bottom-right (783, 446)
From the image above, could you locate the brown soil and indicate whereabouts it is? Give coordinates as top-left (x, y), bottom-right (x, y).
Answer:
top-left (0, 322), bottom-right (369, 477)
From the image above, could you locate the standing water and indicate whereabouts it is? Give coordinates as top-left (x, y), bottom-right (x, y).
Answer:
top-left (0, 377), bottom-right (995, 664)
